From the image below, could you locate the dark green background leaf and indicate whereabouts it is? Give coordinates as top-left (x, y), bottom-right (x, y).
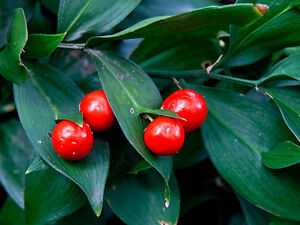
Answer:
top-left (106, 172), bottom-right (180, 225)
top-left (0, 120), bottom-right (33, 208)
top-left (25, 163), bottom-right (85, 225)
top-left (186, 84), bottom-right (300, 221)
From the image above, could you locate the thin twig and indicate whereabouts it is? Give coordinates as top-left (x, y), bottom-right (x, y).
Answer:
top-left (58, 43), bottom-right (85, 50)
top-left (206, 54), bottom-right (223, 74)
top-left (172, 78), bottom-right (183, 89)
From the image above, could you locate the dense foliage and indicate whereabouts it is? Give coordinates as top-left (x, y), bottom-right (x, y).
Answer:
top-left (0, 0), bottom-right (300, 224)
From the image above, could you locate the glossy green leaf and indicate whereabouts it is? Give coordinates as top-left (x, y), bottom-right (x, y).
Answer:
top-left (23, 33), bottom-right (66, 59)
top-left (57, 0), bottom-right (141, 41)
top-left (88, 49), bottom-right (173, 202)
top-left (13, 62), bottom-right (110, 216)
top-left (260, 86), bottom-right (300, 141)
top-left (260, 54), bottom-right (300, 83)
top-left (25, 163), bottom-right (85, 225)
top-left (26, 156), bottom-right (49, 174)
top-left (173, 131), bottom-right (207, 169)
top-left (0, 198), bottom-right (26, 225)
top-left (130, 38), bottom-right (220, 71)
top-left (185, 84), bottom-right (300, 221)
top-left (106, 171), bottom-right (180, 225)
top-left (223, 1), bottom-right (300, 67)
top-left (0, 120), bottom-right (33, 209)
top-left (0, 0), bottom-right (34, 47)
top-left (86, 4), bottom-right (261, 46)
top-left (262, 141), bottom-right (300, 169)
top-left (283, 46), bottom-right (300, 56)
top-left (0, 8), bottom-right (29, 84)
top-left (55, 112), bottom-right (83, 127)
top-left (140, 108), bottom-right (185, 121)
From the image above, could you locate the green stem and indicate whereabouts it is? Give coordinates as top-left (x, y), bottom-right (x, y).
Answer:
top-left (58, 43), bottom-right (85, 50)
top-left (147, 69), bottom-right (259, 87)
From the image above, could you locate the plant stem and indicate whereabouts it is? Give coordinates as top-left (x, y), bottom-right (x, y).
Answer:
top-left (147, 69), bottom-right (259, 87)
top-left (57, 43), bottom-right (85, 50)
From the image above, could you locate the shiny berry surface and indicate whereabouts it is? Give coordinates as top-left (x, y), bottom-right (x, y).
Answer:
top-left (80, 90), bottom-right (116, 132)
top-left (161, 89), bottom-right (207, 133)
top-left (52, 121), bottom-right (93, 161)
top-left (144, 117), bottom-right (185, 156)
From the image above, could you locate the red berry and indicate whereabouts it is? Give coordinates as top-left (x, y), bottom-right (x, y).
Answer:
top-left (144, 117), bottom-right (185, 156)
top-left (161, 89), bottom-right (207, 133)
top-left (52, 121), bottom-right (93, 160)
top-left (80, 90), bottom-right (116, 132)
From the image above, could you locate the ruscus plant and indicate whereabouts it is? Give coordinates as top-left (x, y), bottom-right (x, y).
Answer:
top-left (0, 0), bottom-right (300, 224)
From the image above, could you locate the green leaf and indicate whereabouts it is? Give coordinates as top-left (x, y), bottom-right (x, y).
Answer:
top-left (185, 84), bottom-right (300, 221)
top-left (238, 196), bottom-right (270, 225)
top-left (259, 54), bottom-right (300, 83)
top-left (55, 112), bottom-right (83, 127)
top-left (223, 1), bottom-right (300, 67)
top-left (260, 86), bottom-right (300, 142)
top-left (0, 198), bottom-right (26, 225)
top-left (105, 171), bottom-right (180, 225)
top-left (129, 160), bottom-right (152, 174)
top-left (0, 8), bottom-right (29, 84)
top-left (262, 141), bottom-right (300, 169)
top-left (41, 0), bottom-right (59, 14)
top-left (26, 156), bottom-right (49, 174)
top-left (0, 0), bottom-right (34, 47)
top-left (270, 216), bottom-right (300, 225)
top-left (130, 37), bottom-right (220, 71)
top-left (139, 108), bottom-right (186, 121)
top-left (27, 2), bottom-right (52, 34)
top-left (13, 62), bottom-right (110, 216)
top-left (0, 120), bottom-right (33, 209)
top-left (88, 49), bottom-right (173, 202)
top-left (57, 0), bottom-right (141, 41)
top-left (86, 4), bottom-right (261, 46)
top-left (25, 162), bottom-right (86, 225)
top-left (23, 33), bottom-right (66, 59)
top-left (173, 131), bottom-right (207, 169)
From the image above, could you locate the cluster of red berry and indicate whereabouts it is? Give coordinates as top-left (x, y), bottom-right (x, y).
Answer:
top-left (145, 89), bottom-right (207, 156)
top-left (51, 89), bottom-right (207, 160)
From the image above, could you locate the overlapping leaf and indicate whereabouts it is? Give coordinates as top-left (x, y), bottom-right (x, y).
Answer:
top-left (0, 0), bottom-right (34, 47)
top-left (57, 0), bottom-right (141, 41)
top-left (0, 120), bottom-right (33, 208)
top-left (0, 8), bottom-right (29, 84)
top-left (13, 62), bottom-right (109, 216)
top-left (86, 4), bottom-right (261, 46)
top-left (223, 0), bottom-right (300, 66)
top-left (260, 86), bottom-right (300, 141)
top-left (184, 84), bottom-right (300, 221)
top-left (262, 141), bottom-right (300, 169)
top-left (25, 162), bottom-right (85, 225)
top-left (88, 49), bottom-right (173, 201)
top-left (105, 172), bottom-right (180, 225)
top-left (23, 33), bottom-right (66, 59)
top-left (260, 54), bottom-right (300, 83)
